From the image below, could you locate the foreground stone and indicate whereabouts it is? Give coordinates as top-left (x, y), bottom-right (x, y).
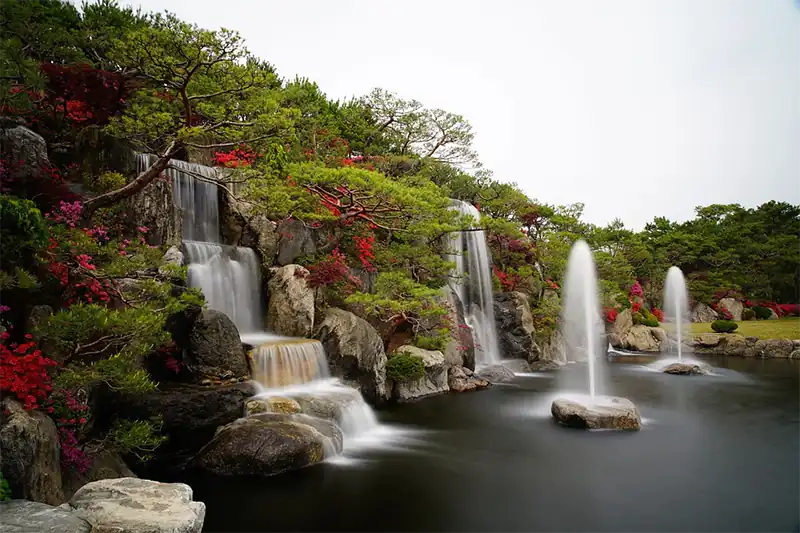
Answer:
top-left (551, 396), bottom-right (641, 430)
top-left (391, 345), bottom-right (449, 401)
top-left (447, 366), bottom-right (490, 393)
top-left (69, 478), bottom-right (205, 533)
top-left (191, 417), bottom-right (331, 477)
top-left (0, 499), bottom-right (91, 533)
top-left (476, 363), bottom-right (517, 383)
top-left (662, 362), bottom-right (712, 375)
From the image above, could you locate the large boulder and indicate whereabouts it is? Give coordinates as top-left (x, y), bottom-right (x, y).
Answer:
top-left (538, 328), bottom-right (567, 365)
top-left (447, 366), bottom-right (489, 393)
top-left (219, 191), bottom-right (279, 269)
top-left (551, 396), bottom-right (641, 430)
top-left (245, 412), bottom-right (343, 454)
top-left (61, 450), bottom-right (136, 501)
top-left (750, 339), bottom-right (795, 358)
top-left (126, 166), bottom-right (182, 248)
top-left (0, 398), bottom-right (64, 505)
top-left (0, 499), bottom-right (91, 533)
top-left (690, 334), bottom-right (754, 356)
top-left (276, 219), bottom-right (317, 266)
top-left (443, 288), bottom-right (476, 370)
top-left (493, 292), bottom-right (541, 363)
top-left (621, 325), bottom-right (663, 352)
top-left (69, 478), bottom-right (205, 533)
top-left (185, 309), bottom-right (249, 381)
top-left (391, 345), bottom-right (449, 402)
top-left (607, 309), bottom-right (633, 348)
top-left (691, 303), bottom-right (718, 323)
top-left (315, 308), bottom-right (389, 404)
top-left (718, 298), bottom-right (743, 321)
top-left (191, 417), bottom-right (330, 477)
top-left (0, 126), bottom-right (50, 181)
top-left (476, 363), bottom-right (517, 384)
top-left (266, 265), bottom-right (315, 337)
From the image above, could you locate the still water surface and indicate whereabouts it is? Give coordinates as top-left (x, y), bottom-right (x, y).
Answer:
top-left (195, 356), bottom-right (799, 532)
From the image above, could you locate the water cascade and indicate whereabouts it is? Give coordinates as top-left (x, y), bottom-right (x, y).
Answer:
top-left (663, 266), bottom-right (690, 361)
top-left (550, 240), bottom-right (642, 430)
top-left (447, 199), bottom-right (502, 366)
top-left (143, 154), bottom-right (394, 452)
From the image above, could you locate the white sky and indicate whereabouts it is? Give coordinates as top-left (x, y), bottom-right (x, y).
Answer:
top-left (106, 0), bottom-right (799, 229)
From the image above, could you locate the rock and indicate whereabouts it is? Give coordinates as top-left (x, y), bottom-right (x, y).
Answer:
top-left (291, 390), bottom-right (361, 425)
top-left (0, 499), bottom-right (91, 533)
top-left (493, 292), bottom-right (541, 363)
top-left (529, 360), bottom-right (564, 371)
top-left (126, 162), bottom-right (182, 248)
top-left (718, 298), bottom-right (743, 321)
top-left (185, 310), bottom-right (248, 381)
top-left (621, 325), bottom-right (662, 352)
top-left (0, 126), bottom-right (50, 182)
top-left (768, 308), bottom-right (780, 320)
top-left (551, 396), bottom-right (641, 430)
top-left (443, 288), bottom-right (476, 370)
top-left (276, 219), bottom-right (317, 266)
top-left (191, 417), bottom-right (329, 477)
top-left (691, 303), bottom-right (718, 323)
top-left (247, 412), bottom-right (343, 455)
top-left (476, 363), bottom-right (517, 383)
top-left (0, 398), bottom-right (64, 505)
top-left (93, 382), bottom-right (258, 469)
top-left (69, 478), bottom-right (205, 533)
top-left (315, 308), bottom-right (389, 404)
top-left (751, 339), bottom-right (794, 358)
top-left (447, 366), bottom-right (489, 393)
top-left (607, 309), bottom-right (633, 348)
top-left (790, 349), bottom-right (800, 359)
top-left (266, 265), bottom-right (315, 337)
top-left (662, 362), bottom-right (712, 375)
top-left (691, 334), bottom-right (756, 357)
top-left (538, 329), bottom-right (567, 365)
top-left (391, 345), bottom-right (450, 401)
top-left (244, 396), bottom-right (302, 416)
top-left (25, 305), bottom-right (53, 335)
top-left (158, 245), bottom-right (184, 278)
top-left (61, 450), bottom-right (136, 501)
top-left (501, 359), bottom-right (533, 373)
top-left (241, 214), bottom-right (279, 270)
top-left (694, 333), bottom-right (722, 347)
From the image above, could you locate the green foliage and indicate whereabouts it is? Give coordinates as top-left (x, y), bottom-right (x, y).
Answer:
top-left (741, 308), bottom-right (756, 321)
top-left (413, 332), bottom-right (449, 352)
top-left (0, 472), bottom-right (10, 501)
top-left (386, 353), bottom-right (425, 383)
top-left (0, 195), bottom-right (49, 268)
top-left (86, 171), bottom-right (126, 193)
top-left (752, 306), bottom-right (772, 320)
top-left (640, 314), bottom-right (659, 327)
top-left (632, 312), bottom-right (645, 325)
top-left (711, 320), bottom-right (739, 334)
top-left (106, 417), bottom-right (166, 461)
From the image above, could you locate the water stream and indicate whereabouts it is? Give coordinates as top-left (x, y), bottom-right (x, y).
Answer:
top-left (664, 265), bottom-right (690, 361)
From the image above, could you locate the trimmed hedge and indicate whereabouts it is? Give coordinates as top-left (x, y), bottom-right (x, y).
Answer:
top-left (752, 306), bottom-right (772, 320)
top-left (711, 320), bottom-right (739, 333)
top-left (741, 308), bottom-right (756, 321)
top-left (386, 353), bottom-right (425, 382)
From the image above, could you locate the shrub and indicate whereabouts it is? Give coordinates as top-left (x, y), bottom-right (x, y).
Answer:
top-left (711, 320), bottom-right (738, 333)
top-left (651, 308), bottom-right (665, 322)
top-left (641, 315), bottom-right (660, 328)
top-left (741, 308), bottom-right (756, 321)
top-left (603, 306), bottom-right (618, 324)
top-left (0, 472), bottom-right (10, 501)
top-left (413, 333), bottom-right (449, 352)
top-left (386, 353), bottom-right (425, 383)
top-left (632, 312), bottom-right (644, 325)
top-left (752, 306), bottom-right (772, 320)
top-left (0, 195), bottom-right (49, 267)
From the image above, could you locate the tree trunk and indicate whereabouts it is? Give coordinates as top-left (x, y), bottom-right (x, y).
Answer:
top-left (81, 141), bottom-right (178, 218)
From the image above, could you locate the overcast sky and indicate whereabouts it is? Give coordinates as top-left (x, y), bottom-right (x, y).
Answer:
top-left (108, 0), bottom-right (800, 229)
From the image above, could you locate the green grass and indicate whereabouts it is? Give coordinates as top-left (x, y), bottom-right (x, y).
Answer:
top-left (688, 317), bottom-right (800, 340)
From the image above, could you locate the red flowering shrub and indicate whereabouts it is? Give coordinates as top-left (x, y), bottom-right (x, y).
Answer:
top-left (630, 281), bottom-right (644, 298)
top-left (0, 333), bottom-right (58, 410)
top-left (307, 249), bottom-right (362, 292)
top-left (604, 307), bottom-right (618, 324)
top-left (651, 308), bottom-right (664, 322)
top-left (631, 301), bottom-right (642, 314)
top-left (212, 147), bottom-right (259, 168)
top-left (354, 234), bottom-right (376, 271)
top-left (493, 267), bottom-right (522, 292)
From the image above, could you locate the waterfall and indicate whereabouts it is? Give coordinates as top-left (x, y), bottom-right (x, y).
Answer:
top-left (447, 199), bottom-right (502, 366)
top-left (250, 339), bottom-right (330, 389)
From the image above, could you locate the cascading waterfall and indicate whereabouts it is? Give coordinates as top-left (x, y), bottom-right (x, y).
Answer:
top-left (447, 199), bottom-right (502, 366)
top-left (663, 266), bottom-right (691, 361)
top-left (140, 153), bottom-right (387, 453)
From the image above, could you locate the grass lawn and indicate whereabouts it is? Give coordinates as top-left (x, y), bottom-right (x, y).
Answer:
top-left (689, 317), bottom-right (800, 339)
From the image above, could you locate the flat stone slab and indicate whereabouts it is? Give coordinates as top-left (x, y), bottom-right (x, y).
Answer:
top-left (0, 500), bottom-right (91, 533)
top-left (662, 362), bottom-right (712, 375)
top-left (551, 396), bottom-right (641, 430)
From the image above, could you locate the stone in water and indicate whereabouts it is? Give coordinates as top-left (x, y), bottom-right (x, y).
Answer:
top-left (551, 396), bottom-right (641, 430)
top-left (662, 362), bottom-right (711, 375)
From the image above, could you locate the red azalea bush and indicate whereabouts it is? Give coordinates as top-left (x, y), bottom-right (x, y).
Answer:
top-left (354, 234), bottom-right (376, 272)
top-left (651, 308), bottom-right (664, 322)
top-left (307, 249), bottom-right (362, 292)
top-left (493, 267), bottom-right (522, 292)
top-left (630, 281), bottom-right (644, 298)
top-left (0, 333), bottom-right (58, 410)
top-left (212, 147), bottom-right (260, 168)
top-left (604, 307), bottom-right (618, 324)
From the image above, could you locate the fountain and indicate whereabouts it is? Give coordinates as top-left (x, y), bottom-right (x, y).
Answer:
top-left (143, 154), bottom-right (390, 453)
top-left (657, 266), bottom-right (712, 375)
top-left (550, 240), bottom-right (641, 430)
top-left (446, 199), bottom-right (502, 366)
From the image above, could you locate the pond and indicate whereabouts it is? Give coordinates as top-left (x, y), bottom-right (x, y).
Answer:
top-left (193, 356), bottom-right (799, 532)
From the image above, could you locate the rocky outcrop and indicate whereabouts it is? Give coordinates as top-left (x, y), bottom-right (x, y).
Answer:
top-left (266, 265), bottom-right (315, 337)
top-left (537, 329), bottom-right (567, 365)
top-left (447, 366), bottom-right (490, 392)
top-left (607, 309), bottom-right (633, 348)
top-left (0, 499), bottom-right (92, 533)
top-left (690, 334), bottom-right (799, 358)
top-left (691, 303), bottom-right (718, 323)
top-left (551, 396), bottom-right (641, 430)
top-left (61, 450), bottom-right (137, 501)
top-left (476, 363), bottom-right (517, 383)
top-left (718, 298), bottom-right (743, 321)
top-left (276, 219), bottom-right (317, 266)
top-left (315, 308), bottom-right (389, 404)
top-left (391, 346), bottom-right (449, 401)
top-left (0, 126), bottom-right (50, 181)
top-left (158, 245), bottom-right (184, 278)
top-left (0, 398), bottom-right (64, 505)
top-left (127, 170), bottom-right (182, 248)
top-left (191, 416), bottom-right (331, 477)
top-left (219, 191), bottom-right (279, 269)
top-left (751, 339), bottom-right (795, 358)
top-left (619, 325), bottom-right (664, 352)
top-left (443, 288), bottom-right (476, 370)
top-left (493, 292), bottom-right (540, 363)
top-left (69, 478), bottom-right (205, 533)
top-left (185, 309), bottom-right (249, 381)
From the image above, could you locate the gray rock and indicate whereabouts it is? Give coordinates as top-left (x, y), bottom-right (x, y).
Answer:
top-left (718, 298), bottom-right (744, 321)
top-left (0, 398), bottom-right (64, 505)
top-left (276, 219), bottom-right (317, 266)
top-left (391, 345), bottom-right (450, 401)
top-left (315, 308), bottom-right (389, 404)
top-left (501, 359), bottom-right (533, 373)
top-left (244, 397), bottom-right (302, 416)
top-left (443, 288), bottom-right (476, 370)
top-left (242, 214), bottom-right (279, 270)
top-left (493, 292), bottom-right (541, 363)
top-left (529, 359), bottom-right (564, 371)
top-left (186, 310), bottom-right (248, 380)
top-left (551, 396), bottom-right (641, 430)
top-left (291, 388), bottom-right (362, 425)
top-left (69, 478), bottom-right (205, 533)
top-left (476, 363), bottom-right (517, 383)
top-left (266, 265), bottom-right (314, 337)
top-left (751, 339), bottom-right (794, 358)
top-left (662, 362), bottom-right (712, 375)
top-left (0, 126), bottom-right (50, 182)
top-left (691, 303), bottom-right (718, 323)
top-left (0, 499), bottom-right (91, 533)
top-left (607, 309), bottom-right (633, 348)
top-left (621, 325), bottom-right (662, 352)
top-left (539, 329), bottom-right (567, 365)
top-left (191, 417), bottom-right (328, 477)
top-left (246, 413), bottom-right (343, 456)
top-left (768, 308), bottom-right (779, 320)
top-left (126, 157), bottom-right (182, 248)
top-left (158, 246), bottom-right (184, 278)
top-left (447, 366), bottom-right (489, 393)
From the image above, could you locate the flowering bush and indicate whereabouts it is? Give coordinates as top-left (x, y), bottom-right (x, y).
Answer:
top-left (0, 333), bottom-right (58, 410)
top-left (629, 281), bottom-right (643, 298)
top-left (307, 249), bottom-right (362, 292)
top-left (651, 308), bottom-right (664, 322)
top-left (604, 307), bottom-right (618, 324)
top-left (212, 147), bottom-right (259, 168)
top-left (493, 267), bottom-right (522, 292)
top-left (353, 234), bottom-right (376, 271)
